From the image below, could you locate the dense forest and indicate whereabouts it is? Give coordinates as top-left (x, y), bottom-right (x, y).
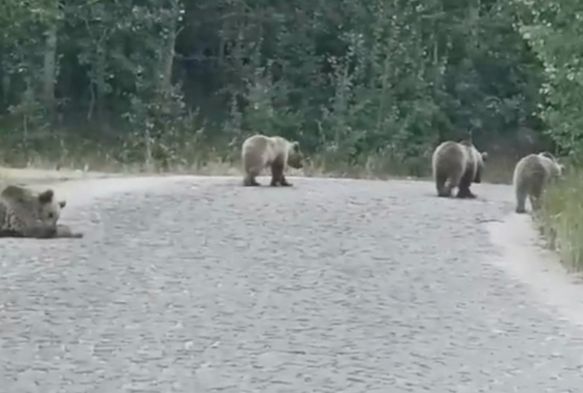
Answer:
top-left (0, 0), bottom-right (580, 175)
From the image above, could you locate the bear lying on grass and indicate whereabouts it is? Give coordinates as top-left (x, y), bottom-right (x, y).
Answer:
top-left (431, 137), bottom-right (488, 199)
top-left (241, 134), bottom-right (304, 187)
top-left (512, 152), bottom-right (563, 214)
top-left (0, 185), bottom-right (83, 239)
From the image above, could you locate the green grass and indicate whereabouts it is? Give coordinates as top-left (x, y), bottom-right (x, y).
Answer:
top-left (536, 168), bottom-right (583, 271)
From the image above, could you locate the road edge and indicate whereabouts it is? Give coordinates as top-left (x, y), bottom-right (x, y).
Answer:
top-left (487, 212), bottom-right (583, 328)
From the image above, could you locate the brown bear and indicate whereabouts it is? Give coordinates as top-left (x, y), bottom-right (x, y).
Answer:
top-left (431, 137), bottom-right (488, 198)
top-left (512, 152), bottom-right (563, 214)
top-left (241, 134), bottom-right (304, 187)
top-left (0, 185), bottom-right (83, 238)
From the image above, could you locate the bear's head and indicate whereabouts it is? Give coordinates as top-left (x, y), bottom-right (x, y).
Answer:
top-left (539, 152), bottom-right (564, 179)
top-left (37, 189), bottom-right (66, 227)
top-left (287, 141), bottom-right (304, 169)
top-left (539, 151), bottom-right (556, 161)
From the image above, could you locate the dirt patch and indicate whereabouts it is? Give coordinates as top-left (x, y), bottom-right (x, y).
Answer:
top-left (487, 213), bottom-right (583, 327)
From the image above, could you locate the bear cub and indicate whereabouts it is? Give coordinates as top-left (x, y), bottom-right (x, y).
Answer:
top-left (241, 134), bottom-right (304, 187)
top-left (431, 137), bottom-right (488, 198)
top-left (513, 152), bottom-right (563, 214)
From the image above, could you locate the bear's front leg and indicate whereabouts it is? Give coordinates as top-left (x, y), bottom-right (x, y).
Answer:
top-left (55, 224), bottom-right (84, 238)
top-left (23, 223), bottom-right (58, 238)
top-left (270, 160), bottom-right (288, 186)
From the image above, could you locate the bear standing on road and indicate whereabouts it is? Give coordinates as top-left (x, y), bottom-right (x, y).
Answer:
top-left (431, 136), bottom-right (488, 198)
top-left (241, 134), bottom-right (304, 187)
top-left (512, 152), bottom-right (563, 214)
top-left (0, 185), bottom-right (83, 238)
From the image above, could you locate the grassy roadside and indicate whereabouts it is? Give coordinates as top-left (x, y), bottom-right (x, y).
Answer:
top-left (536, 168), bottom-right (583, 272)
top-left (0, 154), bottom-right (516, 187)
top-left (0, 128), bottom-right (521, 183)
top-left (0, 140), bottom-right (517, 185)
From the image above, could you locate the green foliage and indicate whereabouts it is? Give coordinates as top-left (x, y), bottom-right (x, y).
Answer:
top-left (514, 0), bottom-right (583, 270)
top-left (515, 0), bottom-right (583, 157)
top-left (0, 0), bottom-right (550, 172)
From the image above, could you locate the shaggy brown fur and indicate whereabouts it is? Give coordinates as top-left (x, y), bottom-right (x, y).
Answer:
top-left (431, 138), bottom-right (488, 198)
top-left (241, 134), bottom-right (304, 187)
top-left (512, 152), bottom-right (563, 214)
top-left (0, 185), bottom-right (82, 238)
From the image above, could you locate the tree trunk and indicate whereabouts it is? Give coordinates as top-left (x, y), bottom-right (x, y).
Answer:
top-left (159, 4), bottom-right (179, 94)
top-left (42, 15), bottom-right (59, 113)
top-left (0, 55), bottom-right (10, 106)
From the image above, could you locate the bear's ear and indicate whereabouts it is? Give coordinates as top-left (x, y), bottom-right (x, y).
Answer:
top-left (38, 189), bottom-right (55, 204)
top-left (481, 152), bottom-right (488, 161)
top-left (59, 200), bottom-right (66, 209)
top-left (539, 151), bottom-right (556, 161)
top-left (291, 141), bottom-right (300, 151)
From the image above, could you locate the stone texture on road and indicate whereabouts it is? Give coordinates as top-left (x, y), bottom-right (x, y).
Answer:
top-left (0, 176), bottom-right (581, 392)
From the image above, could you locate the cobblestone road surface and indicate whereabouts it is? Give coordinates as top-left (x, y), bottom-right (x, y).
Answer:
top-left (0, 176), bottom-right (582, 392)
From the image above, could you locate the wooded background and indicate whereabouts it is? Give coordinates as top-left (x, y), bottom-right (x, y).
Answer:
top-left (0, 0), bottom-right (580, 174)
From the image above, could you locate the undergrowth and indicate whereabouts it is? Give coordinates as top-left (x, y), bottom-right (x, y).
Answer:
top-left (536, 167), bottom-right (583, 272)
top-left (0, 131), bottom-right (517, 184)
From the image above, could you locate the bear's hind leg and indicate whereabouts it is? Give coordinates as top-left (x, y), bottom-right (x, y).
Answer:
top-left (456, 185), bottom-right (476, 199)
top-left (515, 199), bottom-right (527, 213)
top-left (515, 186), bottom-right (528, 214)
top-left (435, 173), bottom-right (451, 197)
top-left (54, 224), bottom-right (83, 238)
top-left (243, 174), bottom-right (260, 186)
top-left (456, 168), bottom-right (477, 199)
top-left (528, 180), bottom-right (545, 212)
top-left (243, 167), bottom-right (261, 186)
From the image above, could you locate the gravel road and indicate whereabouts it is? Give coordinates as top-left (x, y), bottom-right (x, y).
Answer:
top-left (0, 176), bottom-right (582, 393)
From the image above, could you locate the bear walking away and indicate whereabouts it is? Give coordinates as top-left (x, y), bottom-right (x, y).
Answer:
top-left (513, 152), bottom-right (563, 214)
top-left (241, 134), bottom-right (304, 187)
top-left (0, 185), bottom-right (83, 238)
top-left (431, 138), bottom-right (488, 198)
